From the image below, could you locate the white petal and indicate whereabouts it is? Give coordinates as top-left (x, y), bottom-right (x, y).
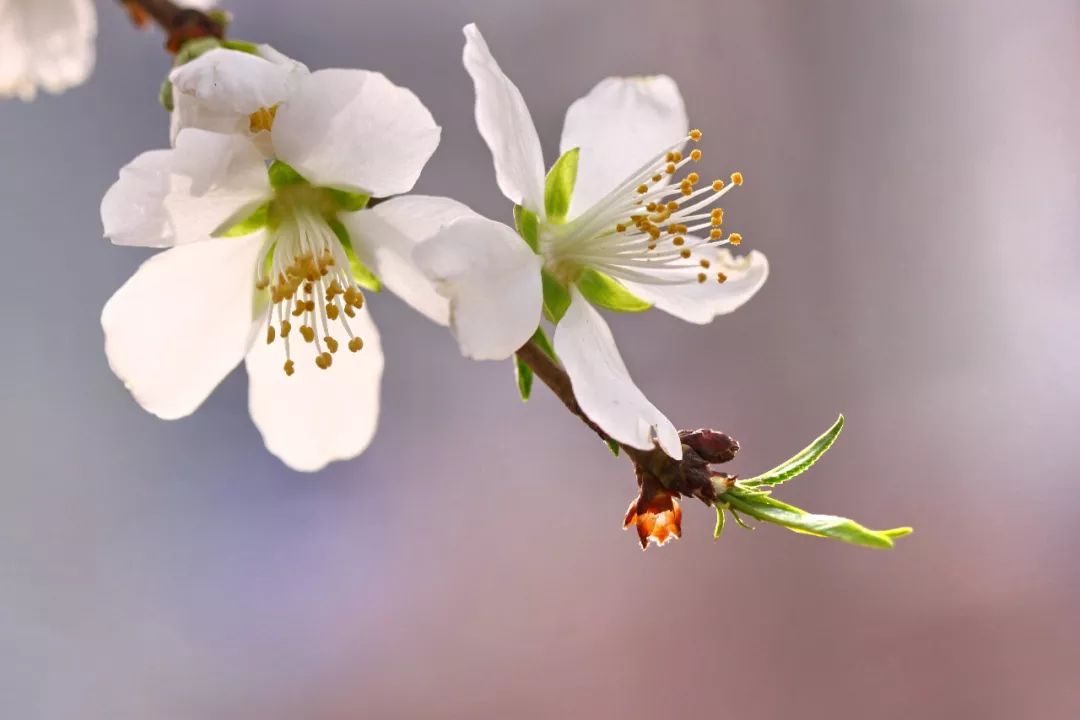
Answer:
top-left (101, 149), bottom-right (174, 247)
top-left (0, 0), bottom-right (95, 100)
top-left (462, 23), bottom-right (546, 215)
top-left (341, 195), bottom-right (482, 326)
top-left (560, 75), bottom-right (688, 218)
top-left (168, 45), bottom-right (308, 142)
top-left (164, 129), bottom-right (271, 244)
top-left (101, 233), bottom-right (267, 420)
top-left (245, 305), bottom-right (384, 472)
top-left (271, 69), bottom-right (440, 196)
top-left (555, 289), bottom-right (682, 459)
top-left (178, 0), bottom-right (217, 9)
top-left (619, 249), bottom-right (769, 324)
top-left (413, 216), bottom-right (543, 360)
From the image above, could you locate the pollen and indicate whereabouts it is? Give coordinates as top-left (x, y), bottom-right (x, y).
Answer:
top-left (266, 325), bottom-right (276, 344)
top-left (673, 236), bottom-right (685, 246)
top-left (248, 105), bottom-right (278, 134)
top-left (637, 184), bottom-right (649, 194)
top-left (689, 129), bottom-right (703, 141)
top-left (300, 325), bottom-right (315, 343)
top-left (665, 163), bottom-right (677, 175)
top-left (731, 171), bottom-right (744, 186)
top-left (697, 272), bottom-right (708, 283)
top-left (716, 272), bottom-right (728, 283)
top-left (728, 233), bottom-right (743, 246)
top-left (324, 337), bottom-right (339, 354)
top-left (283, 360), bottom-right (295, 376)
top-left (700, 259), bottom-right (711, 268)
top-left (348, 337), bottom-right (364, 352)
top-left (712, 179), bottom-right (725, 191)
top-left (690, 149), bottom-right (702, 161)
top-left (681, 249), bottom-right (692, 259)
top-left (315, 352), bottom-right (332, 370)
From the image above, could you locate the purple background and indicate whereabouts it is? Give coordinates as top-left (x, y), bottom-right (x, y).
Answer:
top-left (1, 0), bottom-right (1077, 717)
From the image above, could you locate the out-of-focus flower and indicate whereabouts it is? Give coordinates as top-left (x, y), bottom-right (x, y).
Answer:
top-left (413, 24), bottom-right (769, 460)
top-left (100, 65), bottom-right (462, 471)
top-left (0, 0), bottom-right (216, 100)
top-left (624, 483), bottom-right (683, 550)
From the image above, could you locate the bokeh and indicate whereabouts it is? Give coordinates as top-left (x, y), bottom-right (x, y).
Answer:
top-left (1, 0), bottom-right (1077, 717)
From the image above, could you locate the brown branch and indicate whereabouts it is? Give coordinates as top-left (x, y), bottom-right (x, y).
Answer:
top-left (515, 340), bottom-right (738, 505)
top-left (117, 0), bottom-right (225, 52)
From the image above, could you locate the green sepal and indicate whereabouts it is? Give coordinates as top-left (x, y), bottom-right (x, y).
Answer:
top-left (159, 78), bottom-right (174, 112)
top-left (173, 37), bottom-right (222, 66)
top-left (529, 326), bottom-right (557, 360)
top-left (513, 205), bottom-right (540, 252)
top-left (742, 415), bottom-right (845, 488)
top-left (327, 218), bottom-right (381, 292)
top-left (216, 202), bottom-right (270, 238)
top-left (544, 147), bottom-right (580, 223)
top-left (541, 269), bottom-right (571, 323)
top-left (605, 438), bottom-right (621, 457)
top-left (268, 161), bottom-right (307, 190)
top-left (221, 40), bottom-right (259, 55)
top-left (723, 491), bottom-right (913, 549)
top-left (325, 188), bottom-right (371, 213)
top-left (208, 10), bottom-right (233, 30)
top-left (575, 267), bottom-right (652, 313)
top-left (514, 356), bottom-right (534, 401)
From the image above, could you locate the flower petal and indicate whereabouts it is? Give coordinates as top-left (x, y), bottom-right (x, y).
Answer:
top-left (554, 289), bottom-right (682, 459)
top-left (342, 195), bottom-right (481, 326)
top-left (271, 69), bottom-right (440, 196)
top-left (462, 23), bottom-right (546, 215)
top-left (245, 305), bottom-right (384, 472)
top-left (164, 129), bottom-right (271, 244)
top-left (0, 0), bottom-right (95, 100)
top-left (619, 249), bottom-right (769, 324)
top-left (101, 149), bottom-right (174, 247)
top-left (101, 233), bottom-right (267, 420)
top-left (560, 75), bottom-right (688, 218)
top-left (168, 45), bottom-right (308, 142)
top-left (413, 216), bottom-right (543, 360)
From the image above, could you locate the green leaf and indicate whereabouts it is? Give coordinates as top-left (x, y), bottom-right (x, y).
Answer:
top-left (327, 218), bottom-right (381, 292)
top-left (541, 269), bottom-right (571, 323)
top-left (713, 506), bottom-right (726, 539)
top-left (514, 355), bottom-right (534, 401)
top-left (544, 147), bottom-right (579, 223)
top-left (513, 205), bottom-right (540, 252)
top-left (268, 160), bottom-right (307, 190)
top-left (605, 438), bottom-right (620, 457)
top-left (724, 492), bottom-right (911, 549)
top-left (575, 268), bottom-right (652, 313)
top-left (742, 414), bottom-right (845, 488)
top-left (216, 202), bottom-right (270, 238)
top-left (325, 188), bottom-right (370, 213)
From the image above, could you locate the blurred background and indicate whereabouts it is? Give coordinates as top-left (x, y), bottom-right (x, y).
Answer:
top-left (2, 0), bottom-right (1078, 717)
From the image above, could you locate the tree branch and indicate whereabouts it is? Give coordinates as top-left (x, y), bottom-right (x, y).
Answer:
top-left (117, 0), bottom-right (225, 52)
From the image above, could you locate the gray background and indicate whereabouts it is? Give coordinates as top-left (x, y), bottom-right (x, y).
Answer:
top-left (2, 0), bottom-right (1078, 717)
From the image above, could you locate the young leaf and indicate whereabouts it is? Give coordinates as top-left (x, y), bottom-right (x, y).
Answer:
top-left (327, 218), bottom-right (381, 291)
top-left (724, 493), bottom-right (911, 549)
top-left (713, 506), bottom-right (726, 539)
top-left (575, 268), bottom-right (652, 313)
top-left (514, 354), bottom-right (534, 401)
top-left (741, 414), bottom-right (845, 488)
top-left (513, 205), bottom-right (540, 252)
top-left (544, 147), bottom-right (580, 223)
top-left (541, 269), bottom-right (571, 323)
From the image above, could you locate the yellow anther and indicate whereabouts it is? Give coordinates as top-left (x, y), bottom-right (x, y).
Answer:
top-left (687, 172), bottom-right (700, 184)
top-left (689, 129), bottom-right (703, 141)
top-left (700, 259), bottom-right (711, 269)
top-left (681, 183), bottom-right (693, 197)
top-left (697, 272), bottom-right (708, 283)
top-left (673, 236), bottom-right (685, 246)
top-left (712, 179), bottom-right (725, 191)
top-left (291, 304), bottom-right (305, 317)
top-left (690, 149), bottom-right (702, 161)
top-left (648, 226), bottom-right (661, 240)
top-left (646, 202), bottom-right (657, 212)
top-left (647, 242), bottom-right (657, 251)
top-left (303, 282), bottom-right (313, 295)
top-left (616, 223), bottom-right (627, 233)
top-left (636, 184), bottom-right (649, 194)
top-left (325, 337), bottom-right (339, 354)
top-left (731, 172), bottom-right (744, 186)
top-left (665, 152), bottom-right (675, 162)
top-left (665, 163), bottom-right (677, 175)
top-left (681, 249), bottom-right (692, 259)
top-left (326, 303), bottom-right (339, 320)
top-left (348, 337), bottom-right (364, 353)
top-left (717, 272), bottom-right (728, 283)
top-left (667, 201), bottom-right (679, 212)
top-left (280, 320), bottom-right (292, 337)
top-left (651, 174), bottom-right (662, 183)
top-left (344, 304), bottom-right (356, 318)
top-left (248, 105), bottom-right (278, 134)
top-left (710, 229), bottom-right (723, 240)
top-left (283, 360), bottom-right (295, 376)
top-left (255, 277), bottom-right (270, 290)
top-left (671, 151), bottom-right (683, 163)
top-left (315, 352), bottom-right (332, 370)
top-left (266, 325), bottom-right (276, 344)
top-left (300, 325), bottom-right (315, 343)
top-left (728, 233), bottom-right (743, 246)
